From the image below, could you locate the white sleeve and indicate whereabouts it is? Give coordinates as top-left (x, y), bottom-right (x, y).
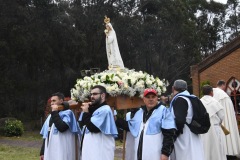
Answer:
top-left (216, 109), bottom-right (224, 123)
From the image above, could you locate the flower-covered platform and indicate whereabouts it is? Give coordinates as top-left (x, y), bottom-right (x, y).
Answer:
top-left (70, 68), bottom-right (168, 109)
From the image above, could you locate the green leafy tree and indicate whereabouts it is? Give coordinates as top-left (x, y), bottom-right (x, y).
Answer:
top-left (0, 0), bottom-right (239, 121)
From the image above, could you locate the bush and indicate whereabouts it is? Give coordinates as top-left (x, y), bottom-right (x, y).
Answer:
top-left (0, 117), bottom-right (16, 135)
top-left (200, 80), bottom-right (211, 97)
top-left (4, 119), bottom-right (24, 137)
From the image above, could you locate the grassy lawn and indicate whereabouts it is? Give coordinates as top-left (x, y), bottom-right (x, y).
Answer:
top-left (0, 144), bottom-right (39, 160)
top-left (0, 131), bottom-right (41, 160)
top-left (0, 131), bottom-right (123, 160)
top-left (0, 144), bottom-right (122, 160)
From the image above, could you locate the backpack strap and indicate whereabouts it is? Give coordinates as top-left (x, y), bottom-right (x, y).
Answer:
top-left (178, 96), bottom-right (193, 124)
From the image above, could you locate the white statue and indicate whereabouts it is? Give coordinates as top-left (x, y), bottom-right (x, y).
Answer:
top-left (104, 16), bottom-right (124, 69)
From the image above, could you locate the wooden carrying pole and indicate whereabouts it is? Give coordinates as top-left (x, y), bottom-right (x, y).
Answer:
top-left (109, 96), bottom-right (144, 160)
top-left (122, 109), bottom-right (127, 160)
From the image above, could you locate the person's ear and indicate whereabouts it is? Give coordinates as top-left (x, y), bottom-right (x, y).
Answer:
top-left (143, 97), bottom-right (147, 104)
top-left (210, 91), bottom-right (214, 97)
top-left (101, 93), bottom-right (106, 100)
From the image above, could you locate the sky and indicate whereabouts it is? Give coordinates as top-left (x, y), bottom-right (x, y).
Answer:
top-left (208, 0), bottom-right (228, 4)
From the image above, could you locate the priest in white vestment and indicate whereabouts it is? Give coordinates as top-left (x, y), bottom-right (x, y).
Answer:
top-left (200, 85), bottom-right (227, 160)
top-left (104, 16), bottom-right (124, 69)
top-left (213, 80), bottom-right (240, 157)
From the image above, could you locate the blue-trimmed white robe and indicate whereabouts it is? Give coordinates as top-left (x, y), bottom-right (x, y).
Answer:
top-left (125, 112), bottom-right (135, 160)
top-left (40, 110), bottom-right (81, 160)
top-left (79, 105), bottom-right (118, 160)
top-left (127, 104), bottom-right (176, 160)
top-left (170, 91), bottom-right (205, 160)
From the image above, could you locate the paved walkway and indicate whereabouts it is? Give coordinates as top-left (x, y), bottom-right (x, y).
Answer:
top-left (0, 138), bottom-right (42, 148)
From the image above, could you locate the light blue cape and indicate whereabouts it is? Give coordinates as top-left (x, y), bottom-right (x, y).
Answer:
top-left (125, 112), bottom-right (131, 121)
top-left (40, 110), bottom-right (80, 138)
top-left (128, 104), bottom-right (176, 138)
top-left (79, 105), bottom-right (118, 137)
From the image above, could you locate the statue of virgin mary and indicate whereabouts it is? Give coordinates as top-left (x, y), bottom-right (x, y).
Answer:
top-left (104, 16), bottom-right (124, 69)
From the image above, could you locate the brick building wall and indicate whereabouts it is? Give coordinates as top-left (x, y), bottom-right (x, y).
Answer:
top-left (191, 65), bottom-right (200, 96)
top-left (200, 48), bottom-right (240, 87)
top-left (191, 41), bottom-right (240, 97)
top-left (191, 36), bottom-right (240, 129)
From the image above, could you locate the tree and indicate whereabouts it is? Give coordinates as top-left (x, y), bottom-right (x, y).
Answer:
top-left (0, 0), bottom-right (239, 121)
top-left (226, 0), bottom-right (240, 40)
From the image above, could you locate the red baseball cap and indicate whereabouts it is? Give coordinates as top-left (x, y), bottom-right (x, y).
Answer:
top-left (143, 88), bottom-right (157, 97)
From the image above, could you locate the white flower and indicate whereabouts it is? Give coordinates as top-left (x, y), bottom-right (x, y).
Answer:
top-left (130, 78), bottom-right (137, 85)
top-left (135, 81), bottom-right (144, 88)
top-left (100, 75), bottom-right (107, 81)
top-left (71, 68), bottom-right (168, 102)
top-left (156, 78), bottom-right (163, 86)
top-left (112, 76), bottom-right (120, 82)
top-left (146, 79), bottom-right (153, 85)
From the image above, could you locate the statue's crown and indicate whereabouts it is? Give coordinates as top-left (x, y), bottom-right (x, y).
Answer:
top-left (104, 16), bottom-right (110, 24)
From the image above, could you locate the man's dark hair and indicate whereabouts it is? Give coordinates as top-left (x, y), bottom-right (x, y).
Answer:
top-left (91, 85), bottom-right (107, 94)
top-left (202, 85), bottom-right (213, 95)
top-left (217, 80), bottom-right (225, 87)
top-left (52, 92), bottom-right (65, 100)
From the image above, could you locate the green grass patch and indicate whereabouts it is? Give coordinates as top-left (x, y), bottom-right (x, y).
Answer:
top-left (0, 144), bottom-right (122, 160)
top-left (0, 144), bottom-right (39, 160)
top-left (18, 131), bottom-right (42, 141)
top-left (115, 139), bottom-right (123, 147)
top-left (0, 131), bottom-right (42, 142)
top-left (0, 131), bottom-right (123, 160)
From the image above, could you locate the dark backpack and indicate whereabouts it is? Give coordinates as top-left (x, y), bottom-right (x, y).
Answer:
top-left (180, 95), bottom-right (211, 134)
